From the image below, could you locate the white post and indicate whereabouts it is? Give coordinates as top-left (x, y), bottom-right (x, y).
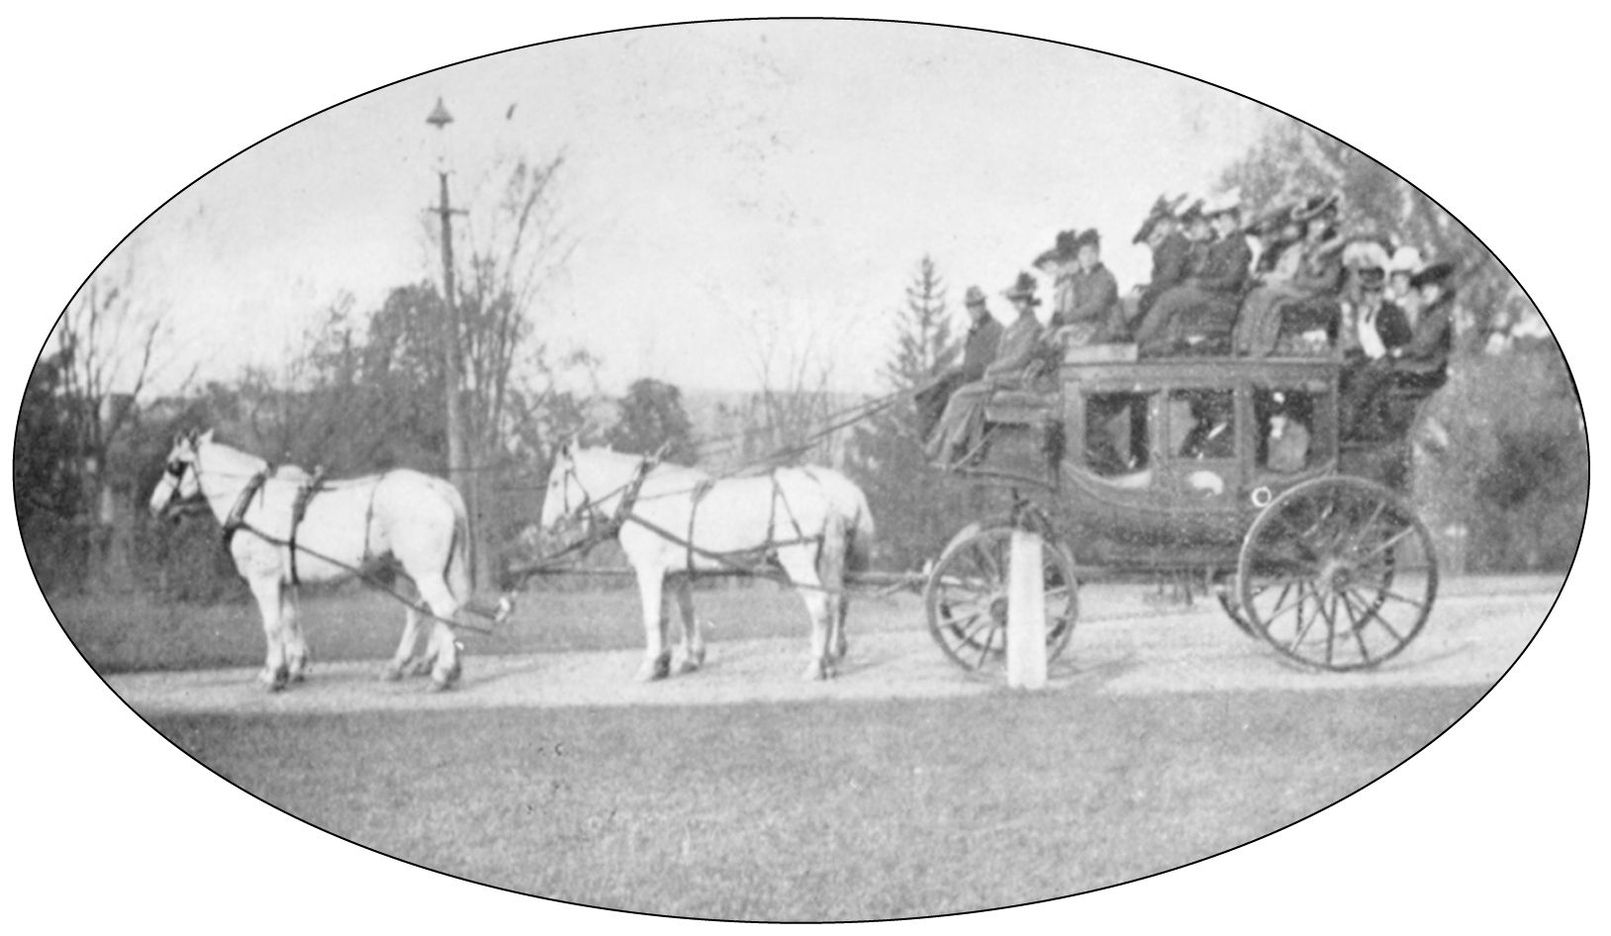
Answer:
top-left (1006, 529), bottom-right (1048, 689)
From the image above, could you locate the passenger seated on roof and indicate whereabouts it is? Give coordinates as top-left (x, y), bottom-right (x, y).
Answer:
top-left (914, 285), bottom-right (1001, 440)
top-left (1233, 194), bottom-right (1347, 357)
top-left (1340, 262), bottom-right (1455, 437)
top-left (1049, 228), bottom-right (1127, 347)
top-left (925, 272), bottom-right (1044, 464)
top-left (1134, 192), bottom-right (1251, 356)
top-left (1132, 194), bottom-right (1192, 326)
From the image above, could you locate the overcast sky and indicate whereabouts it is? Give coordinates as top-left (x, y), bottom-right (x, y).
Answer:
top-left (107, 20), bottom-right (1273, 397)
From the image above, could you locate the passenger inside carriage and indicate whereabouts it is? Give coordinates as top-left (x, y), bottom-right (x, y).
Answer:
top-left (1083, 390), bottom-right (1154, 484)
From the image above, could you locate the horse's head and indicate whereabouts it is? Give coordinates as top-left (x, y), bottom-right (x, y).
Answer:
top-left (148, 428), bottom-right (211, 520)
top-left (540, 438), bottom-right (591, 535)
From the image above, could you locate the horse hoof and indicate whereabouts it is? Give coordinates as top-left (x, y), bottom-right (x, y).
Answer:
top-left (636, 657), bottom-right (671, 682)
top-left (675, 658), bottom-right (701, 675)
top-left (802, 661), bottom-right (830, 682)
top-left (381, 665), bottom-right (404, 682)
top-left (427, 678), bottom-right (454, 693)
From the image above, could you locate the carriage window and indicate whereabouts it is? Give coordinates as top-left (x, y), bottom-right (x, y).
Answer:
top-left (1253, 388), bottom-right (1328, 473)
top-left (1084, 391), bottom-right (1153, 479)
top-left (1170, 390), bottom-right (1236, 460)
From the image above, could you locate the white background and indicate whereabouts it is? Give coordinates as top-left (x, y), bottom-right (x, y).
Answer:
top-left (3, 2), bottom-right (1603, 933)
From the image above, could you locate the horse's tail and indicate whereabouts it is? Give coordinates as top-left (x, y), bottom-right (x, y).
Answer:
top-left (844, 483), bottom-right (874, 575)
top-left (443, 482), bottom-right (473, 605)
top-left (812, 468), bottom-right (874, 575)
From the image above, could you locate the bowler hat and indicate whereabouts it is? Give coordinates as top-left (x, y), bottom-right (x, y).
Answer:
top-left (1409, 260), bottom-right (1456, 290)
top-left (1003, 271), bottom-right (1041, 305)
top-left (964, 285), bottom-right (987, 306)
top-left (1075, 228), bottom-right (1101, 250)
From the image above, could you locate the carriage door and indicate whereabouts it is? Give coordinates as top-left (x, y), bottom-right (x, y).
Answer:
top-left (1160, 387), bottom-right (1242, 505)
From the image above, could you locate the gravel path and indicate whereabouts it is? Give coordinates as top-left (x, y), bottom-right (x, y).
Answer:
top-left (105, 583), bottom-right (1557, 716)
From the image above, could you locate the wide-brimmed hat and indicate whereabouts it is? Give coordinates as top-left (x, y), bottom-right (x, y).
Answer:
top-left (1409, 260), bottom-right (1456, 290)
top-left (1133, 195), bottom-right (1184, 244)
top-left (1292, 193), bottom-right (1340, 222)
top-left (1388, 245), bottom-right (1425, 275)
top-left (1034, 228), bottom-right (1080, 267)
top-left (1247, 204), bottom-right (1295, 237)
top-left (1203, 189), bottom-right (1243, 218)
top-left (1178, 198), bottom-right (1207, 225)
top-left (1342, 239), bottom-right (1392, 272)
top-left (1003, 271), bottom-right (1041, 305)
top-left (964, 285), bottom-right (987, 306)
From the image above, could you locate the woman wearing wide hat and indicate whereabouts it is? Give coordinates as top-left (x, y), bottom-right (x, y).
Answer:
top-left (1234, 193), bottom-right (1347, 356)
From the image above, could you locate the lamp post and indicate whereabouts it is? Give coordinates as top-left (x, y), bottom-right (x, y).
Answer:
top-left (427, 97), bottom-right (477, 584)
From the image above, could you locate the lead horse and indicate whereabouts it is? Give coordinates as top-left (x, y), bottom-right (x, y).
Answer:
top-left (148, 429), bottom-right (476, 691)
top-left (540, 444), bottom-right (875, 681)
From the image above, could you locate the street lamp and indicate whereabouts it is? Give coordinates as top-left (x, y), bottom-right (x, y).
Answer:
top-left (427, 96), bottom-right (475, 583)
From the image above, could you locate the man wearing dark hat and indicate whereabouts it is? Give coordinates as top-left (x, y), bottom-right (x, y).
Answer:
top-left (1050, 229), bottom-right (1124, 346)
top-left (914, 285), bottom-right (1002, 439)
top-left (1135, 195), bottom-right (1192, 323)
top-left (1339, 262), bottom-right (1450, 436)
top-left (926, 273), bottom-right (1045, 462)
top-left (1134, 193), bottom-right (1252, 355)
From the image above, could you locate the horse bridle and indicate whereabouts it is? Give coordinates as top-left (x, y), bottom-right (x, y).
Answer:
top-left (553, 452), bottom-right (658, 538)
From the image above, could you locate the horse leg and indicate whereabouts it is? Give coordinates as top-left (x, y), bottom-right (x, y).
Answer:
top-left (818, 516), bottom-right (850, 664)
top-left (281, 587), bottom-right (310, 682)
top-left (778, 547), bottom-right (833, 681)
top-left (635, 569), bottom-right (671, 682)
top-left (672, 575), bottom-right (705, 674)
top-left (247, 576), bottom-right (290, 692)
top-left (415, 577), bottom-right (463, 691)
top-left (384, 601), bottom-right (425, 681)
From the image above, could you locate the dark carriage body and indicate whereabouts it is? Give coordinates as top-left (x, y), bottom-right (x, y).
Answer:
top-left (959, 353), bottom-right (1413, 572)
top-left (928, 347), bottom-right (1440, 673)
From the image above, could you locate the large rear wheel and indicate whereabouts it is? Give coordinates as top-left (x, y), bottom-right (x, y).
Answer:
top-left (924, 525), bottom-right (1079, 674)
top-left (1237, 477), bottom-right (1437, 671)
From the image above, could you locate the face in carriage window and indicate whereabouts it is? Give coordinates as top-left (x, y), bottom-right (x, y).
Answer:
top-left (1171, 390), bottom-right (1235, 460)
top-left (1255, 389), bottom-right (1325, 473)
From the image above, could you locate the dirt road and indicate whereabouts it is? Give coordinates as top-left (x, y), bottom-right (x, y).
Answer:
top-left (105, 578), bottom-right (1559, 716)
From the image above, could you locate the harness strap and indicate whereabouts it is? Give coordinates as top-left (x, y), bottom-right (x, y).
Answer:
top-left (686, 478), bottom-right (714, 575)
top-left (221, 466), bottom-right (273, 549)
top-left (287, 467), bottom-right (326, 587)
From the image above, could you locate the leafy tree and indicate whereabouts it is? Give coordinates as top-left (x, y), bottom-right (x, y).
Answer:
top-left (606, 378), bottom-right (695, 464)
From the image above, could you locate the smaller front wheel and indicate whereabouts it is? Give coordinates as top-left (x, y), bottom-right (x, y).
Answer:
top-left (924, 525), bottom-right (1078, 674)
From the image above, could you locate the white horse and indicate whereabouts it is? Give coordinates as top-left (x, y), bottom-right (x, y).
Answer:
top-left (540, 443), bottom-right (874, 681)
top-left (148, 429), bottom-right (475, 691)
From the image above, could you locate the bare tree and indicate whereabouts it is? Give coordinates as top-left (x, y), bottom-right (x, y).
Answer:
top-left (49, 258), bottom-right (182, 580)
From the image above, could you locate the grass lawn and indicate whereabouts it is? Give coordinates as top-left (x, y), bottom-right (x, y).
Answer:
top-left (152, 684), bottom-right (1480, 921)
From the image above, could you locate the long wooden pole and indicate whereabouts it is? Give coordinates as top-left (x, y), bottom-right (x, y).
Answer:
top-left (436, 169), bottom-right (478, 586)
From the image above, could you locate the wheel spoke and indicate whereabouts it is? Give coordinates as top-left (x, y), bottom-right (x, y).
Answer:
top-left (1337, 592), bottom-right (1374, 665)
top-left (1344, 586), bottom-right (1405, 644)
top-left (1374, 586), bottom-right (1429, 612)
top-left (1355, 524), bottom-right (1417, 564)
top-left (1314, 584), bottom-right (1339, 666)
top-left (1261, 582), bottom-right (1310, 626)
top-left (974, 621), bottom-right (999, 668)
top-left (1283, 581), bottom-right (1321, 651)
top-left (1344, 499), bottom-right (1389, 554)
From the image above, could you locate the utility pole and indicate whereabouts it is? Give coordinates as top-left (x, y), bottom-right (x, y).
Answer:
top-left (427, 97), bottom-right (479, 586)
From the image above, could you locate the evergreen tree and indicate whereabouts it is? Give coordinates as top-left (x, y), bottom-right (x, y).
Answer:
top-left (848, 256), bottom-right (977, 571)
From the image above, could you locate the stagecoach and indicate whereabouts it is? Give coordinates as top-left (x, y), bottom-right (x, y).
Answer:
top-left (924, 348), bottom-right (1439, 674)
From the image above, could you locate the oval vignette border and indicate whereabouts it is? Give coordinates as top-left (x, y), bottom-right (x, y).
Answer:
top-left (6, 9), bottom-right (1600, 932)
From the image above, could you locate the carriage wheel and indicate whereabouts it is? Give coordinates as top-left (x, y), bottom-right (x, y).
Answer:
top-left (1237, 477), bottom-right (1437, 671)
top-left (924, 525), bottom-right (1079, 674)
top-left (1213, 573), bottom-right (1257, 639)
